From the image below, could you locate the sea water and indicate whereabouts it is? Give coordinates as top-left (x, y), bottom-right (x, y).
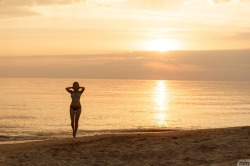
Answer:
top-left (0, 78), bottom-right (249, 143)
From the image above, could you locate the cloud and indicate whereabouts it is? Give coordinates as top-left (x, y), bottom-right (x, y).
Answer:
top-left (211, 0), bottom-right (231, 4)
top-left (209, 0), bottom-right (250, 4)
top-left (0, 6), bottom-right (40, 18)
top-left (234, 32), bottom-right (250, 40)
top-left (88, 0), bottom-right (186, 11)
top-left (218, 29), bottom-right (250, 41)
top-left (1, 0), bottom-right (249, 18)
top-left (1, 50), bottom-right (250, 81)
top-left (119, 0), bottom-right (185, 11)
top-left (0, 0), bottom-right (85, 18)
top-left (0, 0), bottom-right (83, 7)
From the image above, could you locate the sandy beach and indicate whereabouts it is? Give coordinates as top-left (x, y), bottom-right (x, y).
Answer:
top-left (0, 126), bottom-right (249, 166)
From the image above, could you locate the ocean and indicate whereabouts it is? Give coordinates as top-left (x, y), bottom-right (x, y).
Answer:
top-left (0, 78), bottom-right (249, 143)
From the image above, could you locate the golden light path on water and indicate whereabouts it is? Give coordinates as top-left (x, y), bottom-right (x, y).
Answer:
top-left (153, 80), bottom-right (169, 127)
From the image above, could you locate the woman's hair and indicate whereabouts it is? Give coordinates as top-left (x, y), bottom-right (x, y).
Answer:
top-left (73, 82), bottom-right (79, 87)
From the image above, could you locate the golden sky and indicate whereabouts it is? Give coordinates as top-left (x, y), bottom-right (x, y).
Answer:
top-left (1, 0), bottom-right (250, 81)
top-left (1, 0), bottom-right (250, 55)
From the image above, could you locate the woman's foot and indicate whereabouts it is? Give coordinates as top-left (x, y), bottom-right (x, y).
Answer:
top-left (73, 130), bottom-right (76, 138)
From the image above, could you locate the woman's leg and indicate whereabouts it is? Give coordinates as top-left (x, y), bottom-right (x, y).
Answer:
top-left (74, 108), bottom-right (82, 136)
top-left (70, 107), bottom-right (75, 131)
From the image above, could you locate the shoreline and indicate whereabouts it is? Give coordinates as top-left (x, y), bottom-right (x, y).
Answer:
top-left (0, 126), bottom-right (249, 165)
top-left (0, 128), bottom-right (179, 145)
top-left (0, 126), bottom-right (245, 144)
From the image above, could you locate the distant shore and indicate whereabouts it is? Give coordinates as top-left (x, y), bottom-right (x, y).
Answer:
top-left (0, 126), bottom-right (249, 165)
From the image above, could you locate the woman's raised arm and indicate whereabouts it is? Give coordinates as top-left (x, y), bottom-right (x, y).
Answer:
top-left (79, 87), bottom-right (85, 94)
top-left (66, 87), bottom-right (73, 93)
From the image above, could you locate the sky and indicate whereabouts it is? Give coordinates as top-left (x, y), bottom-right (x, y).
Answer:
top-left (0, 0), bottom-right (250, 81)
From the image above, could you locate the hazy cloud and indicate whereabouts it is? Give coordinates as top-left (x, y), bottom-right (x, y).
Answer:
top-left (226, 32), bottom-right (250, 40)
top-left (0, 0), bottom-right (85, 18)
top-left (0, 6), bottom-right (40, 18)
top-left (0, 50), bottom-right (250, 81)
top-left (235, 32), bottom-right (250, 40)
top-left (212, 0), bottom-right (231, 4)
top-left (0, 0), bottom-right (83, 7)
top-left (91, 0), bottom-right (187, 11)
top-left (218, 28), bottom-right (250, 41)
top-left (209, 0), bottom-right (250, 4)
top-left (1, 0), bottom-right (249, 18)
top-left (119, 0), bottom-right (185, 11)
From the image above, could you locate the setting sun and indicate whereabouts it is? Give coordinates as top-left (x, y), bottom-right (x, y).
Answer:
top-left (146, 39), bottom-right (180, 52)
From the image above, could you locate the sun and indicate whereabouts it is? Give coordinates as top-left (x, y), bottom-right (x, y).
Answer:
top-left (146, 39), bottom-right (179, 52)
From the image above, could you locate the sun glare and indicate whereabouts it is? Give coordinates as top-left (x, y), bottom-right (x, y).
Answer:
top-left (146, 39), bottom-right (179, 52)
top-left (153, 80), bottom-right (169, 126)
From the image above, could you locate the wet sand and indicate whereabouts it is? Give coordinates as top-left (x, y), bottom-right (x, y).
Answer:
top-left (0, 126), bottom-right (249, 165)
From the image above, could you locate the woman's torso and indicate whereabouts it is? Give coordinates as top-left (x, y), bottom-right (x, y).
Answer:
top-left (70, 91), bottom-right (81, 107)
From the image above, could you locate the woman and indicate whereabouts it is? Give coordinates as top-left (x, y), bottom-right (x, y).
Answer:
top-left (66, 82), bottom-right (85, 138)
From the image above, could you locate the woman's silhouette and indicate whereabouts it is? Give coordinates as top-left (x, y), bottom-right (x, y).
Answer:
top-left (66, 82), bottom-right (85, 137)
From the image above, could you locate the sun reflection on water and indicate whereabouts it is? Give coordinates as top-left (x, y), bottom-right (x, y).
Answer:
top-left (154, 80), bottom-right (169, 126)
